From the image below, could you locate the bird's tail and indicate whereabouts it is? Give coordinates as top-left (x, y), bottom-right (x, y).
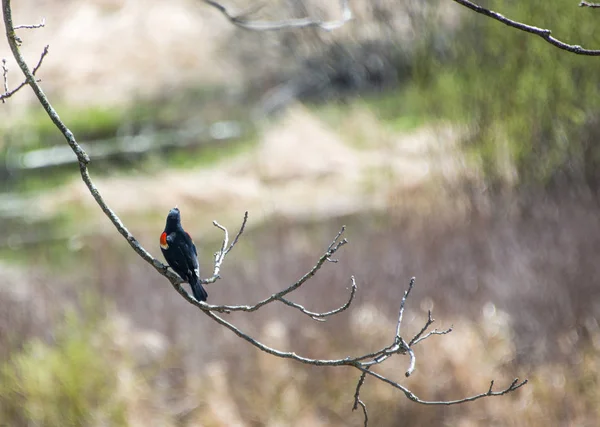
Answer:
top-left (189, 276), bottom-right (208, 302)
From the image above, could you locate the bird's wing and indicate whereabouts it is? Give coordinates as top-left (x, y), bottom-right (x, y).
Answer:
top-left (181, 231), bottom-right (197, 255)
top-left (187, 241), bottom-right (200, 278)
top-left (178, 232), bottom-right (200, 277)
top-left (181, 231), bottom-right (200, 276)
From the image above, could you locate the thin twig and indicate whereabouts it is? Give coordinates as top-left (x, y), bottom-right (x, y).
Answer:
top-left (366, 296), bottom-right (416, 366)
top-left (351, 342), bottom-right (401, 364)
top-left (359, 365), bottom-right (528, 404)
top-left (404, 342), bottom-right (416, 377)
top-left (326, 225), bottom-right (346, 262)
top-left (201, 226), bottom-right (348, 313)
top-left (409, 310), bottom-right (434, 346)
top-left (363, 337), bottom-right (409, 368)
top-left (226, 211), bottom-right (248, 252)
top-left (0, 44), bottom-right (47, 101)
top-left (277, 275), bottom-right (357, 321)
top-left (411, 327), bottom-right (454, 347)
top-left (452, 0), bottom-right (600, 55)
top-left (205, 211), bottom-right (248, 284)
top-left (352, 369), bottom-right (369, 427)
top-left (1, 58), bottom-right (7, 103)
top-left (14, 17), bottom-right (45, 29)
top-left (407, 309), bottom-right (453, 347)
top-left (212, 220), bottom-right (229, 255)
top-left (395, 277), bottom-right (415, 340)
top-left (30, 45), bottom-right (48, 74)
top-left (579, 1), bottom-right (600, 8)
top-left (203, 0), bottom-right (352, 31)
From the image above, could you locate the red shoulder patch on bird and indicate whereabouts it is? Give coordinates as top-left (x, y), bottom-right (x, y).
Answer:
top-left (160, 232), bottom-right (169, 249)
top-left (186, 232), bottom-right (193, 241)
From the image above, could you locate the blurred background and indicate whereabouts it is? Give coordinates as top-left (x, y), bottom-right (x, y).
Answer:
top-left (1, 0), bottom-right (600, 425)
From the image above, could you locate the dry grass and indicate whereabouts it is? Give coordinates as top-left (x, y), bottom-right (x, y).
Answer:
top-left (0, 0), bottom-right (416, 112)
top-left (20, 105), bottom-right (462, 240)
top-left (2, 191), bottom-right (600, 426)
top-left (0, 0), bottom-right (234, 112)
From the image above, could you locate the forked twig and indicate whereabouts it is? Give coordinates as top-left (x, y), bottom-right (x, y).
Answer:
top-left (0, 44), bottom-right (48, 101)
top-left (204, 211), bottom-right (249, 284)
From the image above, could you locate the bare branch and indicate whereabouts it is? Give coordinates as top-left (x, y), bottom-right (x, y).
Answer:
top-left (200, 226), bottom-right (348, 314)
top-left (352, 369), bottom-right (369, 427)
top-left (1, 0), bottom-right (186, 288)
top-left (404, 345), bottom-right (416, 377)
top-left (1, 58), bottom-right (7, 102)
top-left (0, 44), bottom-right (47, 102)
top-left (202, 308), bottom-right (362, 366)
top-left (359, 278), bottom-right (417, 374)
top-left (326, 225), bottom-right (346, 262)
top-left (203, 0), bottom-right (352, 31)
top-left (451, 0), bottom-right (600, 55)
top-left (395, 276), bottom-right (415, 339)
top-left (31, 45), bottom-right (49, 73)
top-left (277, 275), bottom-right (357, 321)
top-left (192, 276), bottom-right (525, 425)
top-left (204, 211), bottom-right (249, 284)
top-left (408, 310), bottom-right (453, 347)
top-left (411, 327), bottom-right (454, 347)
top-left (359, 366), bottom-right (528, 405)
top-left (225, 211), bottom-right (247, 252)
top-left (409, 310), bottom-right (434, 345)
top-left (579, 1), bottom-right (600, 8)
top-left (14, 17), bottom-right (45, 30)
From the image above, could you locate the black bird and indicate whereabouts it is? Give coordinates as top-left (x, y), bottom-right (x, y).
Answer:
top-left (160, 207), bottom-right (208, 302)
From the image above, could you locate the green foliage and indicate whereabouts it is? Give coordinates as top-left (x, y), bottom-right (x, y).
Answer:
top-left (0, 84), bottom-right (256, 195)
top-left (161, 132), bottom-right (258, 170)
top-left (6, 105), bottom-right (127, 150)
top-left (1, 84), bottom-right (248, 152)
top-left (0, 303), bottom-right (127, 426)
top-left (412, 1), bottom-right (600, 188)
top-left (313, 91), bottom-right (427, 136)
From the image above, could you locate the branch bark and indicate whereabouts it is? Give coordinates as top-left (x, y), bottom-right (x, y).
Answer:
top-left (0, 42), bottom-right (47, 103)
top-left (579, 1), bottom-right (600, 8)
top-left (451, 0), bottom-right (600, 55)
